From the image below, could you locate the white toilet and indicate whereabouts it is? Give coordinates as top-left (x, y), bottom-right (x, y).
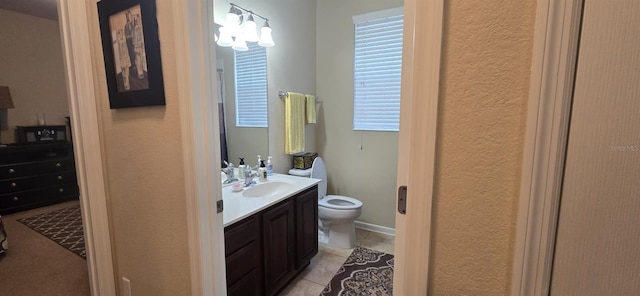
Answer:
top-left (289, 157), bottom-right (362, 248)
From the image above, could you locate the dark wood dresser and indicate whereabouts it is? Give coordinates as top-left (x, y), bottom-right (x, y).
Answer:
top-left (0, 142), bottom-right (79, 215)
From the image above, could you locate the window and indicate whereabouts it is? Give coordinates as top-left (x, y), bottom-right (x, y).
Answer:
top-left (235, 43), bottom-right (268, 127)
top-left (353, 7), bottom-right (404, 131)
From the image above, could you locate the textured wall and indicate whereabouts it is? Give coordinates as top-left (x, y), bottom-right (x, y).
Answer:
top-left (0, 9), bottom-right (69, 143)
top-left (429, 0), bottom-right (535, 294)
top-left (87, 1), bottom-right (191, 294)
top-left (316, 0), bottom-right (402, 229)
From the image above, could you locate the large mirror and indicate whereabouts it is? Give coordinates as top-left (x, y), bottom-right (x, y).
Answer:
top-left (216, 39), bottom-right (269, 169)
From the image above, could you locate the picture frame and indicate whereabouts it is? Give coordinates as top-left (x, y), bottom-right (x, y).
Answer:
top-left (97, 0), bottom-right (165, 109)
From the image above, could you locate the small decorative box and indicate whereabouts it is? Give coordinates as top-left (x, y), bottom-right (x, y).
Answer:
top-left (293, 152), bottom-right (318, 170)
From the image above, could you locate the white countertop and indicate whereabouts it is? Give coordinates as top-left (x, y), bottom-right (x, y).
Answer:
top-left (222, 173), bottom-right (321, 227)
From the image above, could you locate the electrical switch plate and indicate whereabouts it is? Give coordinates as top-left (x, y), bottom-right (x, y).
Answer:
top-left (122, 277), bottom-right (131, 296)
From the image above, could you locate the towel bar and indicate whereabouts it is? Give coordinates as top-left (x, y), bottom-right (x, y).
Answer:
top-left (278, 91), bottom-right (320, 102)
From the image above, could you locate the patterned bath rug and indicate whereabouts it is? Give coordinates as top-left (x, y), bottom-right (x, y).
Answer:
top-left (18, 205), bottom-right (86, 259)
top-left (321, 246), bottom-right (394, 296)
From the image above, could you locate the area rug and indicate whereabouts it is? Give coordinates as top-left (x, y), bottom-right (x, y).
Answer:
top-left (321, 246), bottom-right (394, 296)
top-left (18, 205), bottom-right (86, 259)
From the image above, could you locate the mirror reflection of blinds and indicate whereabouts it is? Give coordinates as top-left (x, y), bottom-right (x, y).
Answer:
top-left (235, 43), bottom-right (268, 127)
top-left (353, 8), bottom-right (403, 132)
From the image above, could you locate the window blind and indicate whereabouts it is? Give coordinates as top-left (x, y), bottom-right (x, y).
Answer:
top-left (353, 8), bottom-right (403, 131)
top-left (235, 43), bottom-right (268, 127)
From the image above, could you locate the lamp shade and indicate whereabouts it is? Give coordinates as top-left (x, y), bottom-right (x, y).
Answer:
top-left (258, 22), bottom-right (275, 47)
top-left (232, 34), bottom-right (248, 51)
top-left (0, 86), bottom-right (14, 109)
top-left (243, 14), bottom-right (259, 42)
top-left (217, 26), bottom-right (234, 47)
top-left (225, 7), bottom-right (242, 37)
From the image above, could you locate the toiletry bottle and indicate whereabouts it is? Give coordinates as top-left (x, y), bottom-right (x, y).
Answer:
top-left (258, 160), bottom-right (267, 182)
top-left (257, 155), bottom-right (262, 169)
top-left (266, 156), bottom-right (274, 176)
top-left (244, 163), bottom-right (252, 186)
top-left (237, 158), bottom-right (246, 180)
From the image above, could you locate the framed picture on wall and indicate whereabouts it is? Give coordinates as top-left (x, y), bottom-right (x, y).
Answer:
top-left (97, 0), bottom-right (165, 109)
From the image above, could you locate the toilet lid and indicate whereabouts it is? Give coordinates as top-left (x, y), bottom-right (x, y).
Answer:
top-left (319, 195), bottom-right (363, 210)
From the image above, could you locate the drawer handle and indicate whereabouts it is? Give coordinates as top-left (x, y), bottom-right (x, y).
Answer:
top-left (57, 175), bottom-right (63, 180)
top-left (12, 196), bottom-right (19, 201)
top-left (10, 182), bottom-right (17, 187)
top-left (59, 188), bottom-right (64, 193)
top-left (8, 168), bottom-right (15, 174)
top-left (55, 163), bottom-right (62, 168)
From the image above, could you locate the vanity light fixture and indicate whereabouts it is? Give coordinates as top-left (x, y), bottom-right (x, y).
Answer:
top-left (217, 3), bottom-right (275, 50)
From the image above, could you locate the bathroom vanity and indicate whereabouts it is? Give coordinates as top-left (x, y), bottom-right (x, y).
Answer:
top-left (222, 174), bottom-right (320, 296)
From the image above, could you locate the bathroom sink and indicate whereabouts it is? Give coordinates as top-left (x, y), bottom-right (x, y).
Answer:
top-left (242, 181), bottom-right (294, 198)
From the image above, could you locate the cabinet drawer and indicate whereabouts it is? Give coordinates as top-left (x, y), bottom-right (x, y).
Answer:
top-left (0, 183), bottom-right (79, 213)
top-left (224, 214), bottom-right (260, 256)
top-left (0, 158), bottom-right (74, 179)
top-left (0, 171), bottom-right (76, 193)
top-left (225, 240), bottom-right (262, 287)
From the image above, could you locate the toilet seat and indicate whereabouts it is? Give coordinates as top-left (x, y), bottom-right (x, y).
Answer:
top-left (319, 195), bottom-right (363, 210)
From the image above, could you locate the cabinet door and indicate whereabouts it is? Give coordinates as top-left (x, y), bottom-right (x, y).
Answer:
top-left (262, 200), bottom-right (295, 295)
top-left (295, 186), bottom-right (318, 268)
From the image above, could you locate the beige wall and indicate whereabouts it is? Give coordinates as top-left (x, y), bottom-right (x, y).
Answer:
top-left (87, 1), bottom-right (191, 295)
top-left (428, 0), bottom-right (535, 294)
top-left (316, 0), bottom-right (402, 229)
top-left (0, 9), bottom-right (70, 143)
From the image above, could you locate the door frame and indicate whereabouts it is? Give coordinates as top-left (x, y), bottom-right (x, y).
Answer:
top-left (58, 0), bottom-right (226, 295)
top-left (510, 0), bottom-right (584, 295)
top-left (58, 1), bottom-right (116, 294)
top-left (393, 0), bottom-right (444, 294)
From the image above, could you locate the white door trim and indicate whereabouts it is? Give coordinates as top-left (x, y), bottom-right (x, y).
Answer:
top-left (57, 1), bottom-right (116, 295)
top-left (172, 0), bottom-right (227, 295)
top-left (393, 0), bottom-right (444, 294)
top-left (511, 1), bottom-right (583, 295)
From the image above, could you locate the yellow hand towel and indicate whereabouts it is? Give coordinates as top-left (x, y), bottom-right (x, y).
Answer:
top-left (285, 92), bottom-right (306, 154)
top-left (305, 94), bottom-right (317, 124)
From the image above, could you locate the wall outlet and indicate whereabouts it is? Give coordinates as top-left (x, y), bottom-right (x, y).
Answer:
top-left (122, 277), bottom-right (131, 296)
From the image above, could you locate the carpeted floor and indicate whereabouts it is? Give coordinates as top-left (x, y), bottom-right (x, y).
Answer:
top-left (0, 201), bottom-right (90, 296)
top-left (321, 246), bottom-right (394, 296)
top-left (18, 205), bottom-right (86, 259)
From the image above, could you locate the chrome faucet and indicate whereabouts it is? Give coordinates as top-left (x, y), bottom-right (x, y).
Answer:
top-left (243, 165), bottom-right (257, 187)
top-left (222, 161), bottom-right (238, 184)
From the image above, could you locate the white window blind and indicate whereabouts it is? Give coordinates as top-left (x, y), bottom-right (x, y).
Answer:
top-left (235, 43), bottom-right (268, 127)
top-left (353, 7), bottom-right (403, 131)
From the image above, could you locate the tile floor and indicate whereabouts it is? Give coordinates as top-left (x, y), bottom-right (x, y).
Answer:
top-left (279, 228), bottom-right (395, 295)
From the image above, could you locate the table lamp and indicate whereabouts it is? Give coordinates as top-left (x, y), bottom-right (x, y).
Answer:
top-left (0, 86), bottom-right (15, 145)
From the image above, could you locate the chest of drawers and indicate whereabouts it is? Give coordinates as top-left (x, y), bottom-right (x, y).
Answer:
top-left (0, 142), bottom-right (79, 215)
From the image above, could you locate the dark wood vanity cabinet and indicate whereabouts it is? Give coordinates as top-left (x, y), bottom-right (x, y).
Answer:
top-left (224, 185), bottom-right (319, 296)
top-left (0, 142), bottom-right (79, 215)
top-left (295, 187), bottom-right (319, 269)
top-left (263, 199), bottom-right (296, 295)
top-left (224, 214), bottom-right (263, 296)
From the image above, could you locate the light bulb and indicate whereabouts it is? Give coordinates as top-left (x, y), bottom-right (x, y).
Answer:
top-left (258, 21), bottom-right (275, 47)
top-left (217, 26), bottom-right (233, 47)
top-left (243, 14), bottom-right (259, 42)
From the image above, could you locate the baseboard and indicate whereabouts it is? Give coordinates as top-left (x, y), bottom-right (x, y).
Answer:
top-left (354, 221), bottom-right (395, 236)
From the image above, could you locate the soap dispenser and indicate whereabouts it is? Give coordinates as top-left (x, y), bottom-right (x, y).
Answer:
top-left (266, 156), bottom-right (273, 176)
top-left (257, 155), bottom-right (262, 169)
top-left (237, 158), bottom-right (246, 180)
top-left (258, 160), bottom-right (267, 182)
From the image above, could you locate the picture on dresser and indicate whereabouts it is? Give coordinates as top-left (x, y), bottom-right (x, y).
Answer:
top-left (97, 0), bottom-right (165, 109)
